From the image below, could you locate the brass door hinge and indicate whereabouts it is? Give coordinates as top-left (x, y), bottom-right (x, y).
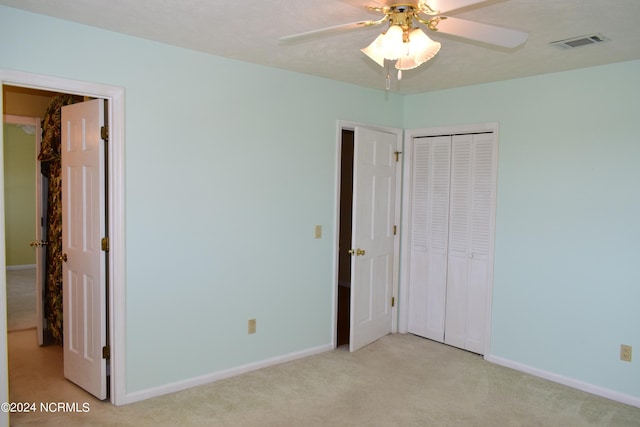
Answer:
top-left (391, 297), bottom-right (395, 307)
top-left (394, 151), bottom-right (402, 162)
top-left (101, 125), bottom-right (109, 142)
top-left (102, 345), bottom-right (110, 360)
top-left (393, 225), bottom-right (397, 235)
top-left (101, 237), bottom-right (109, 252)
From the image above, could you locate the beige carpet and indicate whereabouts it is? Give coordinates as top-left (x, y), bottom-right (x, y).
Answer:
top-left (6, 268), bottom-right (37, 331)
top-left (7, 329), bottom-right (640, 426)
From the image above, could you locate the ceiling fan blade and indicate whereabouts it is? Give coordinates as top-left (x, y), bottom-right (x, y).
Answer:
top-left (338, 0), bottom-right (388, 8)
top-left (425, 0), bottom-right (491, 14)
top-left (279, 19), bottom-right (384, 42)
top-left (338, 0), bottom-right (491, 14)
top-left (432, 16), bottom-right (528, 48)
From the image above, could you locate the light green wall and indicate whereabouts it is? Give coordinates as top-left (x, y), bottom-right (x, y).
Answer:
top-left (404, 60), bottom-right (640, 399)
top-left (3, 123), bottom-right (36, 266)
top-left (0, 6), bottom-right (403, 395)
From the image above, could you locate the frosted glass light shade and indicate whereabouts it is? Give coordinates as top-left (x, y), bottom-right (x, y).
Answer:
top-left (395, 28), bottom-right (441, 70)
top-left (362, 26), bottom-right (441, 70)
top-left (361, 33), bottom-right (386, 67)
top-left (361, 25), bottom-right (406, 66)
top-left (378, 25), bottom-right (405, 60)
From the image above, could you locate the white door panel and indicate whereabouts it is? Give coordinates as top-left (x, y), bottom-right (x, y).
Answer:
top-left (463, 133), bottom-right (495, 353)
top-left (407, 136), bottom-right (451, 341)
top-left (350, 127), bottom-right (398, 352)
top-left (444, 254), bottom-right (468, 348)
top-left (444, 135), bottom-right (472, 349)
top-left (61, 99), bottom-right (107, 400)
top-left (465, 256), bottom-right (489, 353)
top-left (407, 251), bottom-right (429, 337)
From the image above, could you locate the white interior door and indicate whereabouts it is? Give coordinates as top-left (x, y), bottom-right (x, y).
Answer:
top-left (443, 135), bottom-right (473, 349)
top-left (349, 126), bottom-right (399, 352)
top-left (61, 99), bottom-right (107, 400)
top-left (444, 133), bottom-right (496, 353)
top-left (407, 136), bottom-right (451, 341)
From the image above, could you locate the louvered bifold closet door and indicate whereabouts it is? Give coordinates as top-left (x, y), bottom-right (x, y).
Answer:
top-left (407, 136), bottom-right (451, 341)
top-left (444, 133), bottom-right (496, 354)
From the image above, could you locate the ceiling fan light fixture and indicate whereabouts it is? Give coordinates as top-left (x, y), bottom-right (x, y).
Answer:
top-left (282, 0), bottom-right (530, 89)
top-left (362, 25), bottom-right (441, 71)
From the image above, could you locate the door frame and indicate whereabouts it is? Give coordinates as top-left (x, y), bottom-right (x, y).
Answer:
top-left (0, 69), bottom-right (126, 407)
top-left (333, 121), bottom-right (403, 348)
top-left (398, 122), bottom-right (498, 357)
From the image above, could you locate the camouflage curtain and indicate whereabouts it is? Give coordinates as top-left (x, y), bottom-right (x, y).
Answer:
top-left (38, 94), bottom-right (82, 344)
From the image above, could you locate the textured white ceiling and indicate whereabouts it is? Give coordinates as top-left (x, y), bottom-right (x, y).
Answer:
top-left (2, 0), bottom-right (640, 94)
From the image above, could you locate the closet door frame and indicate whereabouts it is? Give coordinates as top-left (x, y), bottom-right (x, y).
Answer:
top-left (398, 122), bottom-right (499, 357)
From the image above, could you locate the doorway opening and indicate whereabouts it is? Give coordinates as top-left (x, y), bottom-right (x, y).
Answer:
top-left (3, 108), bottom-right (45, 338)
top-left (336, 129), bottom-right (354, 347)
top-left (1, 70), bottom-right (126, 408)
top-left (3, 86), bottom-right (109, 401)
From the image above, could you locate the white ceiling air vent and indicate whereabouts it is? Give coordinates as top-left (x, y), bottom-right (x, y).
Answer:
top-left (550, 33), bottom-right (609, 49)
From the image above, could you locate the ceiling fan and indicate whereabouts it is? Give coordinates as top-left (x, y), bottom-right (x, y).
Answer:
top-left (280, 0), bottom-right (528, 84)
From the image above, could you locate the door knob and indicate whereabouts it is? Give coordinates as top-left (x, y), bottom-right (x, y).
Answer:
top-left (348, 248), bottom-right (366, 256)
top-left (61, 253), bottom-right (68, 262)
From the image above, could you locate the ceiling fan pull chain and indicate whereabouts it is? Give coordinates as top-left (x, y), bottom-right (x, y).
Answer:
top-left (386, 70), bottom-right (391, 91)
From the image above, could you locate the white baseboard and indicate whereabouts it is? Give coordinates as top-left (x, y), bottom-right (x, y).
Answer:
top-left (485, 354), bottom-right (640, 408)
top-left (121, 343), bottom-right (334, 405)
top-left (6, 264), bottom-right (36, 270)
